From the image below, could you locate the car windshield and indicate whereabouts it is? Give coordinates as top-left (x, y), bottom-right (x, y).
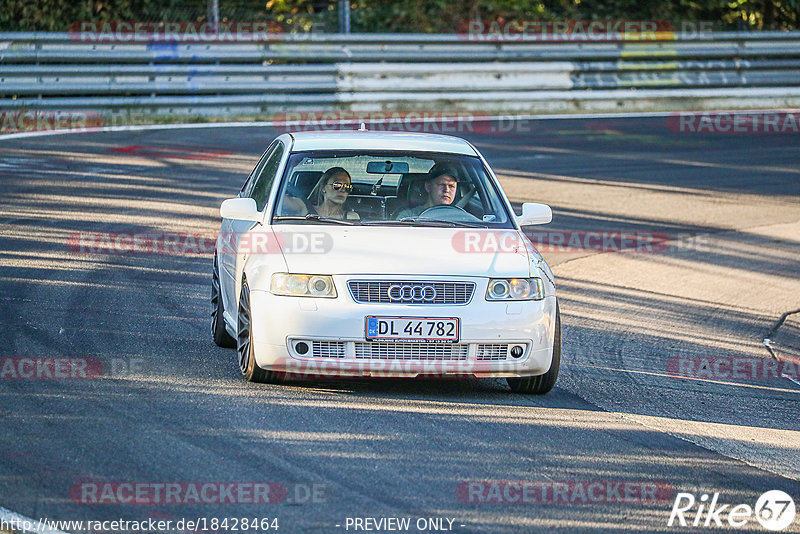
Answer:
top-left (272, 150), bottom-right (514, 228)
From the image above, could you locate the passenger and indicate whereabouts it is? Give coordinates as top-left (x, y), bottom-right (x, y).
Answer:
top-left (279, 184), bottom-right (309, 217)
top-left (395, 163), bottom-right (458, 219)
top-left (311, 167), bottom-right (359, 220)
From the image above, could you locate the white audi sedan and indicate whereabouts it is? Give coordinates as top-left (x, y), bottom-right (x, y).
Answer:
top-left (212, 130), bottom-right (560, 394)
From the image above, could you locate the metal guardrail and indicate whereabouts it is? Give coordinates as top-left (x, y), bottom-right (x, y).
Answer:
top-left (1, 32), bottom-right (800, 117)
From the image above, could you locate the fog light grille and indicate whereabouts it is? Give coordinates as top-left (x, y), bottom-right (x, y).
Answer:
top-left (476, 344), bottom-right (510, 361)
top-left (311, 341), bottom-right (345, 358)
top-left (354, 342), bottom-right (468, 360)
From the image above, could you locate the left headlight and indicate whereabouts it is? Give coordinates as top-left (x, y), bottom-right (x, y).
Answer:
top-left (486, 278), bottom-right (544, 301)
top-left (270, 273), bottom-right (337, 298)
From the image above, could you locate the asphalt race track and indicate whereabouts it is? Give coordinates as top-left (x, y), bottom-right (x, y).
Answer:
top-left (1, 116), bottom-right (799, 533)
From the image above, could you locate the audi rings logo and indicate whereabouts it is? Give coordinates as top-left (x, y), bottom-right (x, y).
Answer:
top-left (387, 284), bottom-right (437, 302)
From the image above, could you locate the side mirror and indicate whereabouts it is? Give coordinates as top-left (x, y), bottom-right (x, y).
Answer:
top-left (220, 197), bottom-right (260, 222)
top-left (517, 203), bottom-right (552, 226)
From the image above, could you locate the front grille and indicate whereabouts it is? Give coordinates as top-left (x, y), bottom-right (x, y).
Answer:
top-left (353, 342), bottom-right (468, 360)
top-left (348, 281), bottom-right (475, 304)
top-left (312, 341), bottom-right (345, 358)
top-left (476, 344), bottom-right (510, 361)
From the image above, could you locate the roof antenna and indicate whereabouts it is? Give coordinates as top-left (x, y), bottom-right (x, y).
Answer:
top-left (358, 122), bottom-right (368, 131)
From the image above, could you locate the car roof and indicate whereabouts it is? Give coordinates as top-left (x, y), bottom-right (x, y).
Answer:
top-left (287, 130), bottom-right (478, 156)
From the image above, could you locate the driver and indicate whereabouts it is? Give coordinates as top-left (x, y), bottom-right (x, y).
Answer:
top-left (396, 163), bottom-right (458, 219)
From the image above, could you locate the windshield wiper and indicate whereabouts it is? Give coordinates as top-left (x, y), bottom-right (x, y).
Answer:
top-left (361, 218), bottom-right (488, 228)
top-left (273, 214), bottom-right (357, 225)
top-left (400, 217), bottom-right (488, 228)
top-left (359, 220), bottom-right (420, 226)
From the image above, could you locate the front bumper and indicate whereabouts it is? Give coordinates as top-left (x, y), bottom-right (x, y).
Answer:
top-left (248, 276), bottom-right (557, 379)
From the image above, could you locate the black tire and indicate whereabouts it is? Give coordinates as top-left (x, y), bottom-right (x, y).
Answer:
top-left (237, 279), bottom-right (281, 384)
top-left (211, 254), bottom-right (236, 348)
top-left (507, 304), bottom-right (561, 394)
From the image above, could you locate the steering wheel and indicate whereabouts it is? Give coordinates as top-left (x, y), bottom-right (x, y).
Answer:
top-left (419, 204), bottom-right (482, 223)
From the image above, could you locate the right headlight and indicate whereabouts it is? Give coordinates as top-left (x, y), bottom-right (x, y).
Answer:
top-left (486, 278), bottom-right (544, 301)
top-left (270, 273), bottom-right (337, 298)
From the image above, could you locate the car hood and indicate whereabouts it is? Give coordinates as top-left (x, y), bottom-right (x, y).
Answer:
top-left (272, 225), bottom-right (531, 277)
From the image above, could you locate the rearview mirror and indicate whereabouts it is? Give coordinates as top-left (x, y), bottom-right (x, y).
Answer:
top-left (517, 203), bottom-right (552, 226)
top-left (220, 197), bottom-right (260, 222)
top-left (366, 160), bottom-right (410, 174)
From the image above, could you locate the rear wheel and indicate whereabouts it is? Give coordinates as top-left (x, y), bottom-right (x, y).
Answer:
top-left (507, 305), bottom-right (561, 394)
top-left (237, 279), bottom-right (281, 384)
top-left (211, 254), bottom-right (236, 348)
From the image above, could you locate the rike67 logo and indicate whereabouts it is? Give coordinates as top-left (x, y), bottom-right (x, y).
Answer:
top-left (669, 490), bottom-right (796, 531)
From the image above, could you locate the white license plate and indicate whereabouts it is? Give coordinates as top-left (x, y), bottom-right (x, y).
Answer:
top-left (366, 316), bottom-right (459, 343)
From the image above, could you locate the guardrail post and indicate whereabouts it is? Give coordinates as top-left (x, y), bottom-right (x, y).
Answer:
top-left (339, 0), bottom-right (351, 34)
top-left (208, 0), bottom-right (220, 33)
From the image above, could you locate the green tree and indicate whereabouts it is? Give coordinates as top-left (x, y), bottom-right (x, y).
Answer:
top-left (0, 0), bottom-right (796, 32)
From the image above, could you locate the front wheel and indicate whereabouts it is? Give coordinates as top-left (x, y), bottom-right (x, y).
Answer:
top-left (237, 279), bottom-right (282, 384)
top-left (507, 305), bottom-right (561, 394)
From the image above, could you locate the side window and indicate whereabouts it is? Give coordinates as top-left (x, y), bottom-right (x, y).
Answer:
top-left (250, 142), bottom-right (285, 211)
top-left (241, 142), bottom-right (277, 198)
